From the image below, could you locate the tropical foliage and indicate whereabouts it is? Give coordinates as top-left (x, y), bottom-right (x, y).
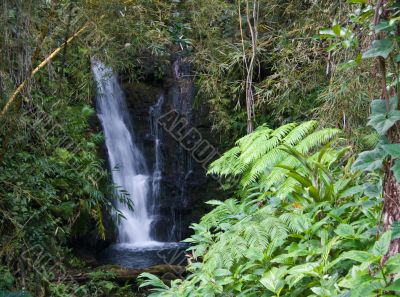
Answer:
top-left (140, 2), bottom-right (400, 295)
top-left (139, 122), bottom-right (393, 296)
top-left (1, 0), bottom-right (400, 296)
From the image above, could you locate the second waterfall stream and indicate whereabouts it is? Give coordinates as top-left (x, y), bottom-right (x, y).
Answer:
top-left (92, 59), bottom-right (156, 245)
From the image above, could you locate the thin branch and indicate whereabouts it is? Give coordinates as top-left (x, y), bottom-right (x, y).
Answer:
top-left (0, 23), bottom-right (89, 118)
top-left (245, 0), bottom-right (258, 134)
top-left (373, 0), bottom-right (390, 110)
top-left (238, 0), bottom-right (249, 72)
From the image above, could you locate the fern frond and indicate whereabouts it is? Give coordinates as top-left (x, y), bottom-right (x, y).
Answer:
top-left (201, 199), bottom-right (240, 228)
top-left (259, 167), bottom-right (287, 191)
top-left (283, 121), bottom-right (318, 145)
top-left (208, 122), bottom-right (342, 197)
top-left (260, 216), bottom-right (288, 241)
top-left (208, 146), bottom-right (240, 176)
top-left (280, 212), bottom-right (311, 233)
top-left (241, 147), bottom-right (288, 186)
top-left (259, 155), bottom-right (301, 192)
top-left (239, 130), bottom-right (280, 165)
top-left (296, 128), bottom-right (341, 154)
top-left (238, 123), bottom-right (296, 165)
top-left (274, 177), bottom-right (299, 198)
top-left (361, 132), bottom-right (379, 148)
top-left (241, 222), bottom-right (270, 249)
top-left (270, 122), bottom-right (298, 139)
top-left (236, 125), bottom-right (272, 148)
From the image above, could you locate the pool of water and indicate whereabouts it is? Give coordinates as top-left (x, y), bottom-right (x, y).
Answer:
top-left (99, 242), bottom-right (189, 269)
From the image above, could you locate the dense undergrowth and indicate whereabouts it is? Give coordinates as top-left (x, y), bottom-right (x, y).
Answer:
top-left (1, 0), bottom-right (399, 296)
top-left (139, 122), bottom-right (397, 296)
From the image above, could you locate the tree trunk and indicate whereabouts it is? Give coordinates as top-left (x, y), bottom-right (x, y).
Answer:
top-left (372, 0), bottom-right (400, 262)
top-left (383, 150), bottom-right (400, 263)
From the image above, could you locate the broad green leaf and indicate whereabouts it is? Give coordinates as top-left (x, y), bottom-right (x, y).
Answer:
top-left (338, 57), bottom-right (361, 70)
top-left (260, 267), bottom-right (287, 293)
top-left (319, 29), bottom-right (336, 38)
top-left (386, 278), bottom-right (400, 291)
top-left (214, 269), bottom-right (231, 277)
top-left (370, 98), bottom-right (398, 115)
top-left (350, 279), bottom-right (383, 297)
top-left (364, 182), bottom-right (382, 198)
top-left (368, 110), bottom-right (400, 135)
top-left (329, 202), bottom-right (357, 218)
top-left (285, 273), bottom-right (308, 288)
top-left (392, 160), bottom-right (400, 182)
top-left (362, 39), bottom-right (395, 59)
top-left (338, 185), bottom-right (363, 199)
top-left (332, 24), bottom-right (341, 36)
top-left (375, 21), bottom-right (396, 33)
top-left (288, 262), bottom-right (320, 275)
top-left (371, 99), bottom-right (388, 115)
top-left (382, 144), bottom-right (400, 158)
top-left (342, 39), bottom-right (352, 48)
top-left (138, 273), bottom-right (169, 289)
top-left (337, 250), bottom-right (379, 263)
top-left (392, 221), bottom-right (400, 240)
top-left (311, 287), bottom-right (323, 295)
top-left (335, 224), bottom-right (355, 238)
top-left (352, 148), bottom-right (386, 172)
top-left (338, 264), bottom-right (371, 289)
top-left (372, 231), bottom-right (392, 256)
top-left (384, 254), bottom-right (400, 273)
top-left (271, 249), bottom-right (308, 264)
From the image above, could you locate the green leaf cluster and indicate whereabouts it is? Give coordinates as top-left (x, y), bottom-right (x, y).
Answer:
top-left (139, 122), bottom-right (396, 296)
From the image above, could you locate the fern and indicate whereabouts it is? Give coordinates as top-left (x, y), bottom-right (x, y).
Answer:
top-left (209, 121), bottom-right (341, 193)
top-left (208, 147), bottom-right (240, 176)
top-left (141, 122), bottom-right (383, 297)
top-left (295, 128), bottom-right (341, 154)
top-left (280, 212), bottom-right (312, 234)
top-left (283, 121), bottom-right (318, 145)
top-left (201, 199), bottom-right (241, 228)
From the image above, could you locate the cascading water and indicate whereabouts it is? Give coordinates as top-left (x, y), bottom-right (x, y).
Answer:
top-left (150, 95), bottom-right (164, 207)
top-left (92, 60), bottom-right (154, 244)
top-left (93, 59), bottom-right (189, 268)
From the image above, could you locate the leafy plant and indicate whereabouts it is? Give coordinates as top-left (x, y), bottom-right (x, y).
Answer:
top-left (353, 98), bottom-right (400, 182)
top-left (208, 120), bottom-right (341, 192)
top-left (48, 270), bottom-right (134, 297)
top-left (139, 121), bottom-right (395, 296)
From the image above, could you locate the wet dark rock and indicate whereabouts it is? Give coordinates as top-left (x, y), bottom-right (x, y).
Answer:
top-left (121, 57), bottom-right (219, 242)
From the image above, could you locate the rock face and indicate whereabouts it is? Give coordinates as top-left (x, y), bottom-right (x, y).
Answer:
top-left (121, 57), bottom-right (218, 242)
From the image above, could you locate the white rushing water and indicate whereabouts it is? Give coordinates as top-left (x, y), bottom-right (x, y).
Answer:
top-left (92, 60), bottom-right (154, 244)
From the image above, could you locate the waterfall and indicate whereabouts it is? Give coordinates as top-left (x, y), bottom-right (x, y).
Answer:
top-left (150, 95), bottom-right (164, 208)
top-left (92, 60), bottom-right (154, 244)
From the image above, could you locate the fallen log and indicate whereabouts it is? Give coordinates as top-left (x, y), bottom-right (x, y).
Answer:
top-left (64, 264), bottom-right (186, 283)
